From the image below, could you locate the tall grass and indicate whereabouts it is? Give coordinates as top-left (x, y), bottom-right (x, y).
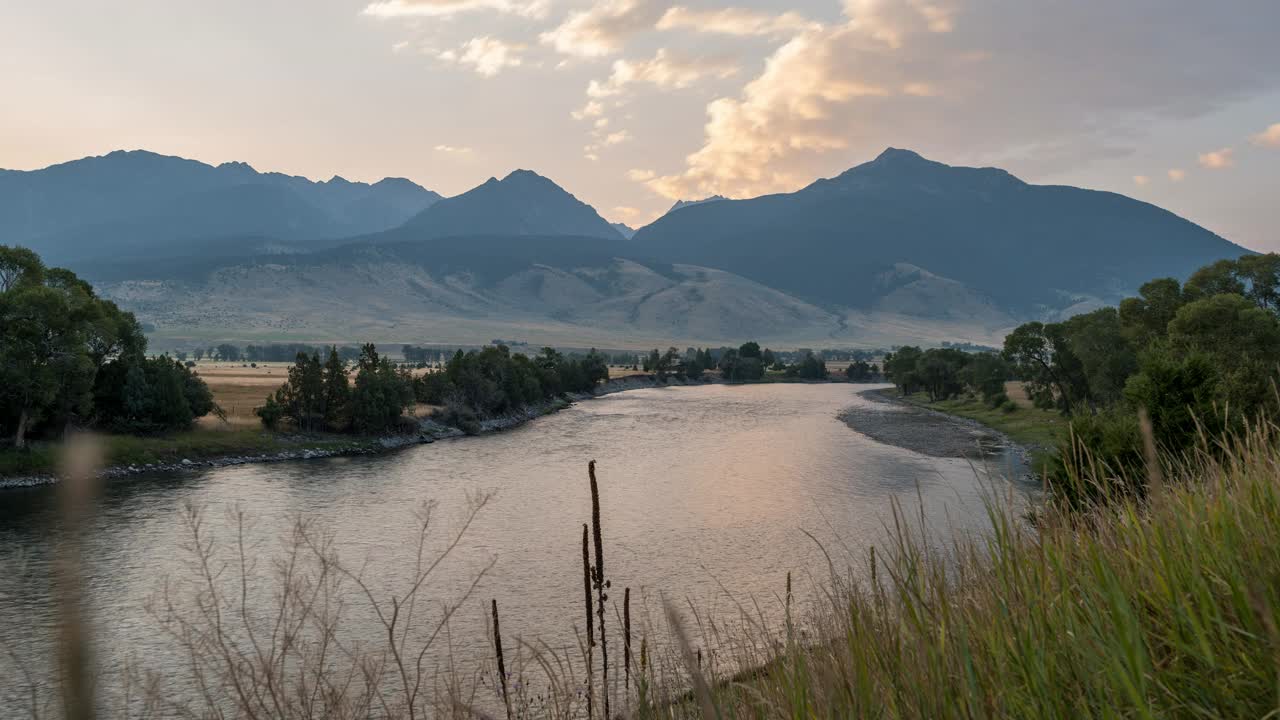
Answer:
top-left (6, 424), bottom-right (1280, 718)
top-left (653, 420), bottom-right (1280, 719)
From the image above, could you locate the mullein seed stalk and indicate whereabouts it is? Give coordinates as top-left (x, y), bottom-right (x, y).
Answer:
top-left (589, 459), bottom-right (610, 719)
top-left (582, 523), bottom-right (595, 720)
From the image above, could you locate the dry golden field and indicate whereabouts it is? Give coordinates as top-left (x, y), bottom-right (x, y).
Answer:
top-left (193, 362), bottom-right (447, 429)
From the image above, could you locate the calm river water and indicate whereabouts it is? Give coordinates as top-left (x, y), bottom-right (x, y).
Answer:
top-left (0, 383), bottom-right (1028, 715)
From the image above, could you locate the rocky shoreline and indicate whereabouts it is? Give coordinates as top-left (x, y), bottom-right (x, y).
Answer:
top-left (839, 388), bottom-right (1034, 469)
top-left (0, 374), bottom-right (711, 490)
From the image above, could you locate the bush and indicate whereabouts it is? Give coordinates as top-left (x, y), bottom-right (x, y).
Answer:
top-left (1000, 398), bottom-right (1018, 413)
top-left (986, 391), bottom-right (1010, 409)
top-left (439, 402), bottom-right (481, 435)
top-left (255, 392), bottom-right (285, 429)
top-left (1050, 410), bottom-right (1145, 506)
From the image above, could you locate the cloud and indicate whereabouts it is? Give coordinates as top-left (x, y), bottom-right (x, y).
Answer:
top-left (627, 168), bottom-right (657, 181)
top-left (571, 100), bottom-right (605, 119)
top-left (602, 130), bottom-right (632, 145)
top-left (364, 0), bottom-right (547, 19)
top-left (1198, 147), bottom-right (1234, 169)
top-left (1252, 122), bottom-right (1280, 148)
top-left (844, 0), bottom-right (956, 49)
top-left (645, 26), bottom-right (892, 199)
top-left (434, 144), bottom-right (473, 153)
top-left (645, 0), bottom-right (1280, 200)
top-left (587, 49), bottom-right (738, 98)
top-left (540, 0), bottom-right (667, 58)
top-left (1132, 175), bottom-right (1149, 186)
top-left (901, 82), bottom-right (936, 96)
top-left (1167, 168), bottom-right (1186, 181)
top-left (440, 36), bottom-right (524, 76)
top-left (656, 6), bottom-right (820, 36)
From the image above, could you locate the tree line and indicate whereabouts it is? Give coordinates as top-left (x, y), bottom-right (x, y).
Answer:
top-left (256, 344), bottom-right (415, 434)
top-left (639, 343), bottom-right (834, 381)
top-left (1, 246), bottom-right (217, 448)
top-left (1011, 254), bottom-right (1280, 503)
top-left (884, 253), bottom-right (1280, 505)
top-left (417, 346), bottom-right (610, 433)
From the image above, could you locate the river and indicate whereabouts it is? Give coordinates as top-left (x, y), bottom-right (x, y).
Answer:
top-left (0, 383), bottom-right (1029, 715)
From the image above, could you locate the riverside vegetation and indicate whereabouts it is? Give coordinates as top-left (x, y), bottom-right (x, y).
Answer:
top-left (1, 246), bottom-right (219, 472)
top-left (883, 253), bottom-right (1280, 505)
top-left (15, 417), bottom-right (1280, 718)
top-left (1, 245), bottom-right (853, 478)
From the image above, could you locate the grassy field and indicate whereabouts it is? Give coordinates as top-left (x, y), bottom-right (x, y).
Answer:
top-left (193, 362), bottom-right (291, 426)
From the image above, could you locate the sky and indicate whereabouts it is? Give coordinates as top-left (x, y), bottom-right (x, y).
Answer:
top-left (2, 0), bottom-right (1278, 250)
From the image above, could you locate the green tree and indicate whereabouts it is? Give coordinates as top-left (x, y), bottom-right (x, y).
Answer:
top-left (1184, 258), bottom-right (1246, 300)
top-left (959, 353), bottom-right (1009, 404)
top-left (1002, 323), bottom-right (1092, 414)
top-left (845, 360), bottom-right (874, 382)
top-left (1236, 254), bottom-right (1280, 312)
top-left (883, 346), bottom-right (923, 394)
top-left (322, 347), bottom-right (351, 431)
top-left (916, 348), bottom-right (968, 401)
top-left (350, 344), bottom-right (414, 434)
top-left (788, 351), bottom-right (828, 380)
top-left (1060, 308), bottom-right (1138, 407)
top-left (1118, 277), bottom-right (1185, 346)
top-left (0, 257), bottom-right (96, 446)
top-left (1166, 293), bottom-right (1280, 418)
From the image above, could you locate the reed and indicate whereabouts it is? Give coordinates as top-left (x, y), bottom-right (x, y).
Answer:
top-left (491, 599), bottom-right (510, 720)
top-left (623, 587), bottom-right (632, 699)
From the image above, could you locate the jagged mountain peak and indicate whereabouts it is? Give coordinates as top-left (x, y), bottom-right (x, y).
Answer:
top-left (667, 195), bottom-right (728, 215)
top-left (400, 168), bottom-right (623, 241)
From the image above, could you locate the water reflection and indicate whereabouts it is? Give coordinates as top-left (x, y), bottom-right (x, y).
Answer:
top-left (0, 383), bottom-right (1028, 713)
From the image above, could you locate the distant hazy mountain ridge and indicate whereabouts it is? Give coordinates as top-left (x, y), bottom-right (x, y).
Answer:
top-left (0, 150), bottom-right (441, 264)
top-left (399, 169), bottom-right (624, 241)
top-left (633, 148), bottom-right (1247, 314)
top-left (6, 147), bottom-right (1252, 347)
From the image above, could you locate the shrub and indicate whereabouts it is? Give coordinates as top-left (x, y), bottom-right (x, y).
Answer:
top-left (255, 391), bottom-right (285, 429)
top-left (439, 402), bottom-right (481, 435)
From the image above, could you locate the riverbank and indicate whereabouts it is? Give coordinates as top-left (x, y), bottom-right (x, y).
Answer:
top-left (839, 389), bottom-right (1015, 460)
top-left (844, 388), bottom-right (1063, 474)
top-left (0, 373), bottom-right (714, 489)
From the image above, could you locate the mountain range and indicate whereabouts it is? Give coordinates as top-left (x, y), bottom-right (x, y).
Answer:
top-left (0, 150), bottom-right (441, 265)
top-left (1, 148), bottom-right (1249, 348)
